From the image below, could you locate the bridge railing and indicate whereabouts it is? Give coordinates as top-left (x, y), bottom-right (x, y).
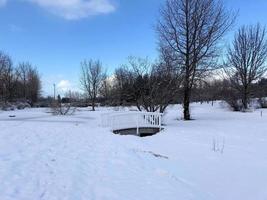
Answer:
top-left (101, 111), bottom-right (163, 135)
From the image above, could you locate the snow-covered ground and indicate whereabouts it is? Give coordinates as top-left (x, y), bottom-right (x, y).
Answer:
top-left (0, 102), bottom-right (267, 200)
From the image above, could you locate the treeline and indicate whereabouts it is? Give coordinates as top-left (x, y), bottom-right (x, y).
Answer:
top-left (93, 57), bottom-right (181, 113)
top-left (2, 0), bottom-right (267, 119)
top-left (78, 56), bottom-right (267, 113)
top-left (190, 79), bottom-right (267, 109)
top-left (0, 52), bottom-right (41, 106)
top-left (79, 0), bottom-right (267, 119)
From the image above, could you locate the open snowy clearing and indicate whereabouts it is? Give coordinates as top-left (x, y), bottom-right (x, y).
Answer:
top-left (0, 103), bottom-right (267, 200)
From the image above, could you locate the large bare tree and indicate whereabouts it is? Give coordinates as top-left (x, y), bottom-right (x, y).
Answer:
top-left (225, 24), bottom-right (267, 110)
top-left (157, 0), bottom-right (234, 120)
top-left (80, 59), bottom-right (105, 111)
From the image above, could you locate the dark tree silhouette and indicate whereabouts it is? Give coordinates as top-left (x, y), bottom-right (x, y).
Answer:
top-left (225, 24), bottom-right (267, 110)
top-left (157, 0), bottom-right (234, 120)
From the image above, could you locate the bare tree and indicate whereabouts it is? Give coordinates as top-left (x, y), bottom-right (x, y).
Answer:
top-left (0, 52), bottom-right (41, 107)
top-left (113, 57), bottom-right (181, 113)
top-left (225, 24), bottom-right (267, 110)
top-left (17, 62), bottom-right (31, 99)
top-left (149, 61), bottom-right (182, 113)
top-left (99, 74), bottom-right (113, 105)
top-left (16, 63), bottom-right (41, 104)
top-left (0, 53), bottom-right (11, 101)
top-left (0, 53), bottom-right (17, 102)
top-left (64, 90), bottom-right (83, 101)
top-left (51, 95), bottom-right (76, 115)
top-left (0, 52), bottom-right (8, 75)
top-left (157, 0), bottom-right (234, 120)
top-left (0, 53), bottom-right (6, 101)
top-left (27, 67), bottom-right (41, 104)
top-left (80, 59), bottom-right (105, 111)
top-left (256, 78), bottom-right (267, 108)
top-left (114, 65), bottom-right (135, 106)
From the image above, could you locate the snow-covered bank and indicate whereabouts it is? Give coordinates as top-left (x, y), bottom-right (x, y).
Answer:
top-left (0, 103), bottom-right (267, 200)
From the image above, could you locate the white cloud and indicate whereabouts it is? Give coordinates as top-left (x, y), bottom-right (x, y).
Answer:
top-left (0, 0), bottom-right (7, 7)
top-left (2, 0), bottom-right (116, 19)
top-left (57, 80), bottom-right (72, 92)
top-left (28, 0), bottom-right (116, 19)
top-left (56, 80), bottom-right (82, 96)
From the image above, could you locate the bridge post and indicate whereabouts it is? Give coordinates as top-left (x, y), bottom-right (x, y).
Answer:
top-left (136, 114), bottom-right (140, 136)
top-left (159, 114), bottom-right (162, 131)
top-left (111, 117), bottom-right (114, 132)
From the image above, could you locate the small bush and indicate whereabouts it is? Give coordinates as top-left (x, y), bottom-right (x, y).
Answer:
top-left (0, 102), bottom-right (16, 111)
top-left (50, 101), bottom-right (76, 115)
top-left (0, 101), bottom-right (31, 111)
top-left (16, 102), bottom-right (31, 110)
top-left (225, 99), bottom-right (243, 111)
top-left (258, 98), bottom-right (267, 108)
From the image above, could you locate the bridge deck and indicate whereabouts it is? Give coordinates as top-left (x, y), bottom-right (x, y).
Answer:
top-left (101, 112), bottom-right (163, 136)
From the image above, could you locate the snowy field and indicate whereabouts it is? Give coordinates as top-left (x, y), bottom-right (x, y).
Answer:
top-left (0, 102), bottom-right (267, 200)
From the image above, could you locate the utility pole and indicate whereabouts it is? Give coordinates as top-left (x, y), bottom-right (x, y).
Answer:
top-left (53, 83), bottom-right (56, 100)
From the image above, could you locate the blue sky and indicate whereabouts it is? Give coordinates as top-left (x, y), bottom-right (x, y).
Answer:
top-left (0, 0), bottom-right (266, 96)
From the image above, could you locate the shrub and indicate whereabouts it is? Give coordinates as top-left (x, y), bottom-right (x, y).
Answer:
top-left (50, 101), bottom-right (76, 115)
top-left (258, 98), bottom-right (267, 108)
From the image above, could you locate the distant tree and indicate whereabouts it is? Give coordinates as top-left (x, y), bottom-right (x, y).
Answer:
top-left (0, 52), bottom-right (10, 101)
top-left (64, 90), bottom-right (83, 101)
top-left (157, 0), bottom-right (235, 120)
top-left (114, 65), bottom-right (135, 106)
top-left (113, 57), bottom-right (181, 113)
top-left (27, 67), bottom-right (41, 104)
top-left (80, 59), bottom-right (106, 111)
top-left (0, 53), bottom-right (41, 105)
top-left (225, 24), bottom-right (267, 110)
top-left (50, 94), bottom-right (76, 115)
top-left (147, 60), bottom-right (182, 113)
top-left (0, 52), bottom-right (8, 75)
top-left (191, 79), bottom-right (226, 105)
top-left (256, 78), bottom-right (267, 108)
top-left (221, 79), bottom-right (243, 111)
top-left (99, 75), bottom-right (113, 105)
top-left (16, 62), bottom-right (31, 99)
top-left (0, 53), bottom-right (16, 102)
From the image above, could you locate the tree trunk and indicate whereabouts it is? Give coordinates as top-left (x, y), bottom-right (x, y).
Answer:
top-left (92, 98), bottom-right (95, 111)
top-left (183, 88), bottom-right (191, 120)
top-left (243, 87), bottom-right (248, 110)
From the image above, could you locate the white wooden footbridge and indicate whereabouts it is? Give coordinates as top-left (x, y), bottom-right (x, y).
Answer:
top-left (101, 111), bottom-right (163, 136)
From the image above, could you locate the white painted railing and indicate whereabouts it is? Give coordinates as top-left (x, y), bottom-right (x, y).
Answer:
top-left (101, 112), bottom-right (163, 135)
